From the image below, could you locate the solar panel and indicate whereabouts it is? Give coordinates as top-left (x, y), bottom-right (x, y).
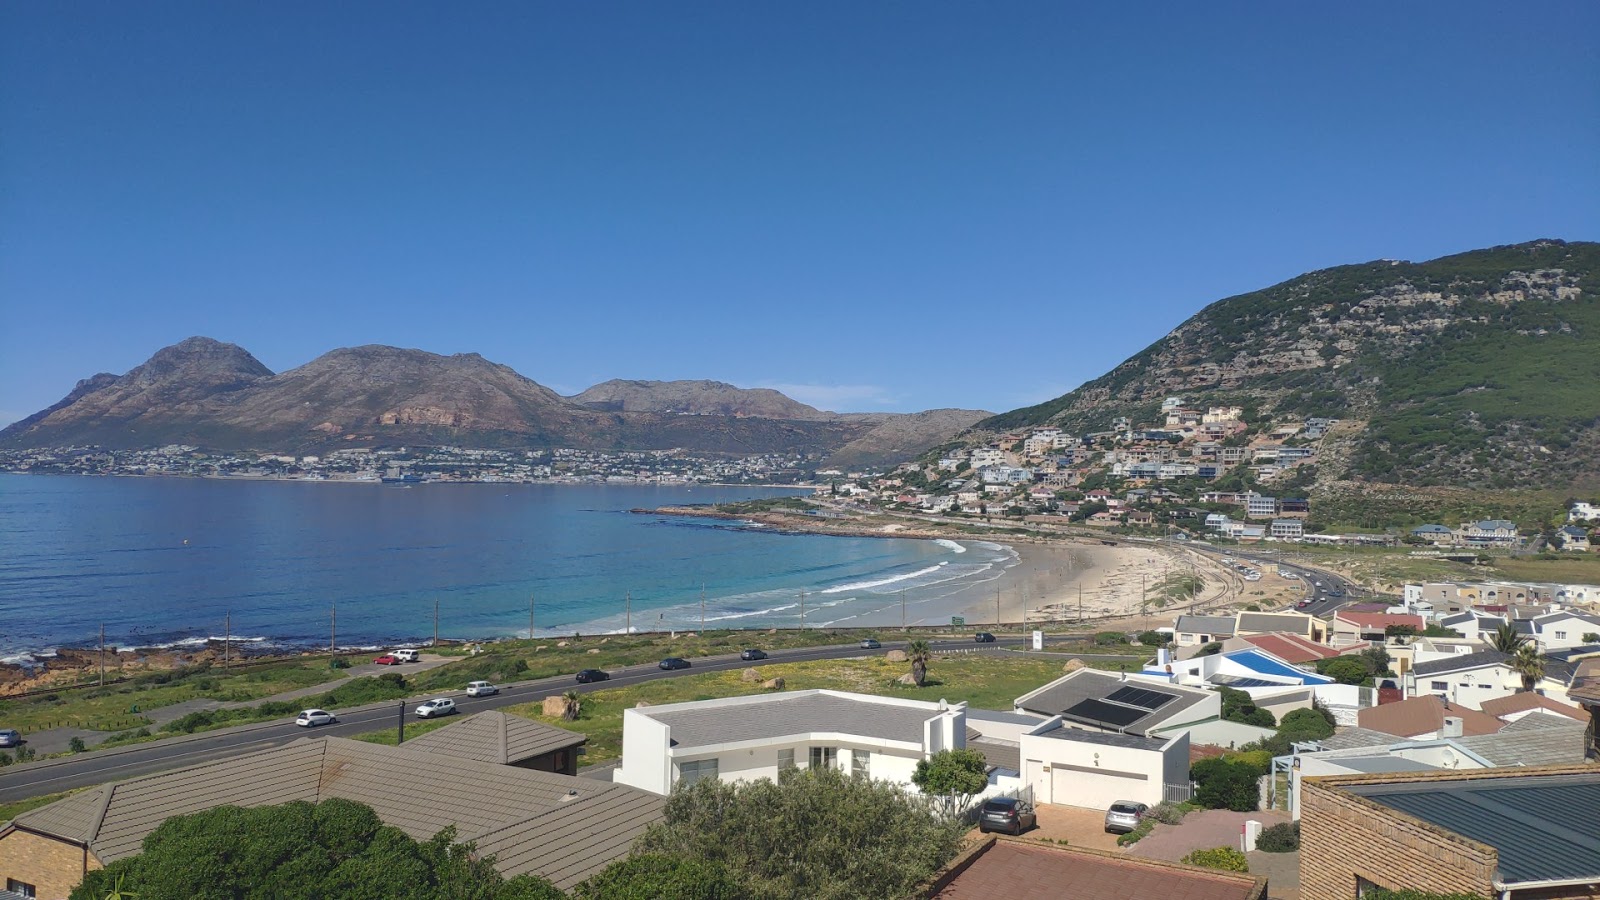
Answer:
top-left (1105, 686), bottom-right (1176, 710)
top-left (1061, 698), bottom-right (1147, 728)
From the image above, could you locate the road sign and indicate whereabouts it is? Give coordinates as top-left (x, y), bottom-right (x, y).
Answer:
top-left (951, 616), bottom-right (965, 627)
top-left (1032, 630), bottom-right (1044, 651)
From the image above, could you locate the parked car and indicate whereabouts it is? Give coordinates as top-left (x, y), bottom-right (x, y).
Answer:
top-left (465, 681), bottom-right (498, 697)
top-left (659, 657), bottom-right (691, 671)
top-left (575, 668), bottom-right (610, 683)
top-left (295, 709), bottom-right (337, 728)
top-left (372, 654), bottom-right (401, 666)
top-left (978, 797), bottom-right (1036, 835)
top-left (392, 649), bottom-right (421, 663)
top-left (739, 648), bottom-right (768, 661)
top-left (414, 698), bottom-right (457, 719)
top-left (1104, 801), bottom-right (1150, 834)
top-left (859, 638), bottom-right (881, 650)
top-left (973, 632), bottom-right (996, 643)
top-left (0, 728), bottom-right (21, 748)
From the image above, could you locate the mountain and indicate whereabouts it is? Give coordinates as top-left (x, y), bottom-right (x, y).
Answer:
top-left (570, 379), bottom-right (831, 420)
top-left (975, 239), bottom-right (1600, 491)
top-left (0, 340), bottom-right (975, 464)
top-left (826, 409), bottom-right (993, 469)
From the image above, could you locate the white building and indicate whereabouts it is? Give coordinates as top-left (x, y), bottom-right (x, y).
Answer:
top-left (612, 690), bottom-right (966, 796)
top-left (1019, 718), bottom-right (1191, 809)
top-left (1569, 502), bottom-right (1600, 523)
top-left (970, 448), bottom-right (1010, 469)
top-left (1269, 519), bottom-right (1304, 540)
top-left (1406, 650), bottom-right (1571, 708)
top-left (1245, 493), bottom-right (1278, 519)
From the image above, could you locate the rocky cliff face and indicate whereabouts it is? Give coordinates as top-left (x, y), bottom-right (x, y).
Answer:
top-left (571, 379), bottom-right (830, 420)
top-left (827, 409), bottom-right (992, 469)
top-left (979, 240), bottom-right (1600, 489)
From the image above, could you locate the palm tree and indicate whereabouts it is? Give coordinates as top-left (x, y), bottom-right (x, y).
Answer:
top-left (906, 640), bottom-right (932, 687)
top-left (1488, 622), bottom-right (1527, 654)
top-left (1511, 643), bottom-right (1545, 693)
top-left (560, 690), bottom-right (582, 721)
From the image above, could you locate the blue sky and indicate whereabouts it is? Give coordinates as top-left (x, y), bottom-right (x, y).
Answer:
top-left (3, 2), bottom-right (1597, 424)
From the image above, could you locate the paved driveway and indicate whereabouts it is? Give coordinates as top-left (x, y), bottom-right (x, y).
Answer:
top-left (1127, 808), bottom-right (1291, 861)
top-left (1010, 804), bottom-right (1123, 851)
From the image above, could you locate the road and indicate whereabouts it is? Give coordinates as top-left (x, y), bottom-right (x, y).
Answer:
top-left (0, 635), bottom-right (1056, 804)
top-left (1177, 542), bottom-right (1368, 616)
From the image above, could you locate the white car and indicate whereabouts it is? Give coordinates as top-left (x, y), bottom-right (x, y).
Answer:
top-left (414, 698), bottom-right (457, 719)
top-left (295, 709), bottom-right (337, 728)
top-left (466, 681), bottom-right (499, 698)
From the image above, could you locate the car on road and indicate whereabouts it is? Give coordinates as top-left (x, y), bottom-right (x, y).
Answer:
top-left (740, 648), bottom-right (768, 661)
top-left (465, 681), bottom-right (499, 697)
top-left (978, 798), bottom-right (1036, 835)
top-left (576, 668), bottom-right (611, 683)
top-left (0, 728), bottom-right (21, 748)
top-left (414, 698), bottom-right (457, 719)
top-left (295, 709), bottom-right (337, 728)
top-left (659, 657), bottom-right (691, 671)
top-left (392, 649), bottom-right (421, 663)
top-left (372, 654), bottom-right (401, 666)
top-left (973, 632), bottom-right (996, 643)
top-left (1104, 801), bottom-right (1149, 834)
top-left (859, 638), bottom-right (881, 649)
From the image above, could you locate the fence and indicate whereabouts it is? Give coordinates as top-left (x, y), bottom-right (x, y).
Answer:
top-left (1163, 781), bottom-right (1194, 804)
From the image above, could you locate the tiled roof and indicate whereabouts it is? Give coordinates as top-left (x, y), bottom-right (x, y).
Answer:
top-left (1036, 725), bottom-right (1168, 751)
top-left (1569, 658), bottom-right (1600, 705)
top-left (968, 737), bottom-right (1021, 772)
top-left (930, 838), bottom-right (1266, 900)
top-left (1315, 727), bottom-right (1411, 751)
top-left (640, 691), bottom-right (943, 749)
top-left (1346, 769), bottom-right (1600, 885)
top-left (11, 737), bottom-right (663, 891)
top-left (1013, 670), bottom-right (1211, 736)
top-left (1410, 649), bottom-right (1511, 676)
top-left (1452, 714), bottom-right (1588, 767)
top-left (1175, 615), bottom-right (1236, 635)
top-left (400, 710), bottom-right (585, 765)
top-left (1477, 692), bottom-right (1588, 722)
top-left (1357, 696), bottom-right (1502, 739)
top-left (1239, 633), bottom-right (1339, 664)
top-left (1235, 612), bottom-right (1313, 634)
top-left (1334, 612), bottom-right (1424, 631)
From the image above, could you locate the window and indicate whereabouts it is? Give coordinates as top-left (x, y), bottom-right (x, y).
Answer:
top-left (778, 748), bottom-right (795, 770)
top-left (852, 750), bottom-right (870, 779)
top-left (678, 758), bottom-right (718, 786)
top-left (809, 746), bottom-right (837, 769)
top-left (7, 880), bottom-right (37, 899)
top-left (1554, 631), bottom-right (1566, 640)
top-left (1431, 681), bottom-right (1448, 691)
top-left (1355, 876), bottom-right (1387, 897)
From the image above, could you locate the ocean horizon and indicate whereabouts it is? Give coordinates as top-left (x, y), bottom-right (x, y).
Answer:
top-left (0, 474), bottom-right (1018, 661)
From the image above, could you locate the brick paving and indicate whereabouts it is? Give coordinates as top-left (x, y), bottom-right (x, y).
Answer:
top-left (1128, 808), bottom-right (1292, 862)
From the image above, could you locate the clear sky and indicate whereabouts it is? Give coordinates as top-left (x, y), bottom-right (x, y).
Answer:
top-left (3, 2), bottom-right (1597, 424)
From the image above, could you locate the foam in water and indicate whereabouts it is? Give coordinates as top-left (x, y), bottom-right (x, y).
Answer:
top-left (934, 539), bottom-right (967, 553)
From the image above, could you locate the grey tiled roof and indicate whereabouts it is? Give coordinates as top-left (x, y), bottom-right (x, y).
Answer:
top-left (1349, 771), bottom-right (1600, 885)
top-left (643, 692), bottom-right (941, 749)
top-left (966, 708), bottom-right (1046, 726)
top-left (402, 711), bottom-right (585, 765)
top-left (1014, 670), bottom-right (1210, 736)
top-left (1315, 727), bottom-right (1405, 751)
top-left (1411, 649), bottom-right (1510, 676)
top-left (1235, 612), bottom-right (1310, 634)
top-left (1036, 725), bottom-right (1168, 751)
top-left (1175, 615), bottom-right (1236, 635)
top-left (968, 738), bottom-right (1021, 772)
top-left (1452, 715), bottom-right (1588, 767)
top-left (11, 737), bottom-right (663, 891)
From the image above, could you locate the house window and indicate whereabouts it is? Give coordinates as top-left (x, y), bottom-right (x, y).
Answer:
top-left (1356, 876), bottom-right (1387, 897)
top-left (7, 880), bottom-right (37, 899)
top-left (678, 758), bottom-right (719, 786)
top-left (1431, 681), bottom-right (1448, 691)
top-left (853, 750), bottom-right (870, 779)
top-left (778, 748), bottom-right (795, 770)
top-left (809, 746), bottom-right (838, 769)
top-left (1554, 631), bottom-right (1566, 640)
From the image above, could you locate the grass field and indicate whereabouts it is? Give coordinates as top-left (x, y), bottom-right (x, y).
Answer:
top-left (1490, 554), bottom-right (1600, 584)
top-left (1284, 544), bottom-right (1600, 593)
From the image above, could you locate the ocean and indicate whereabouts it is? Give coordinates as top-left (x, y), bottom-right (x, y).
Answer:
top-left (0, 474), bottom-right (1018, 660)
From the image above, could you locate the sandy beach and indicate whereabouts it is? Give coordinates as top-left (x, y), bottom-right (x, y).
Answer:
top-left (951, 539), bottom-right (1198, 629)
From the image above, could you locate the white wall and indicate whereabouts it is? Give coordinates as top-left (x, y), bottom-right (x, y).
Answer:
top-left (1020, 724), bottom-right (1174, 809)
top-left (1151, 718), bottom-right (1274, 750)
top-left (613, 709), bottom-right (673, 794)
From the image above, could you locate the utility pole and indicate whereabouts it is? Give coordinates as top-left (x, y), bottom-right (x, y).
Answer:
top-left (799, 590), bottom-right (806, 631)
top-left (625, 592), bottom-right (632, 635)
top-left (434, 599), bottom-right (440, 647)
top-left (330, 601), bottom-right (337, 656)
top-left (701, 583), bottom-right (706, 634)
top-left (397, 701), bottom-right (405, 744)
top-left (995, 589), bottom-right (1001, 628)
top-left (223, 610), bottom-right (230, 669)
top-left (98, 624), bottom-right (106, 687)
top-left (1078, 583), bottom-right (1083, 623)
top-left (529, 593), bottom-right (535, 641)
top-left (901, 589), bottom-right (907, 631)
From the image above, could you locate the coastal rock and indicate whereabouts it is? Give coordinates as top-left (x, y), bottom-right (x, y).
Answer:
top-left (1062, 658), bottom-right (1087, 674)
top-left (741, 668), bottom-right (761, 683)
top-left (541, 696), bottom-right (566, 717)
top-left (634, 701), bottom-right (650, 708)
top-left (761, 677), bottom-right (785, 690)
top-left (767, 628), bottom-right (777, 634)
top-left (535, 645), bottom-right (547, 652)
top-left (885, 649), bottom-right (908, 662)
top-left (556, 641), bottom-right (569, 648)
top-left (895, 673), bottom-right (918, 685)
top-left (586, 648), bottom-right (600, 655)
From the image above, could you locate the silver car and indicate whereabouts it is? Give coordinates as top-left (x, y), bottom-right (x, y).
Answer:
top-left (0, 728), bottom-right (21, 748)
top-left (1104, 801), bottom-right (1149, 834)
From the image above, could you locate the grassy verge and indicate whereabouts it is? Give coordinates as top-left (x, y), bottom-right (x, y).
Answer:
top-left (350, 717), bottom-right (455, 747)
top-left (0, 788), bottom-right (91, 823)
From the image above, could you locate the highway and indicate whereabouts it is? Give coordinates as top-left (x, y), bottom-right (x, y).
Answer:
top-left (1177, 542), bottom-right (1369, 616)
top-left (0, 635), bottom-right (1043, 804)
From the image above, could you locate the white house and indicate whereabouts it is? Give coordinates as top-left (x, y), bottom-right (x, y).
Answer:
top-left (1013, 669), bottom-right (1219, 737)
top-left (1406, 650), bottom-right (1570, 708)
top-left (611, 690), bottom-right (966, 796)
top-left (1525, 611), bottom-right (1600, 651)
top-left (1569, 501), bottom-right (1600, 523)
top-left (1018, 717), bottom-right (1192, 809)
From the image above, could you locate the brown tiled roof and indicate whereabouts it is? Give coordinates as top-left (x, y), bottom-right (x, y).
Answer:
top-left (1569, 659), bottom-right (1600, 706)
top-left (1477, 692), bottom-right (1589, 722)
top-left (1357, 696), bottom-right (1502, 739)
top-left (1335, 612), bottom-right (1424, 631)
top-left (11, 736), bottom-right (662, 891)
top-left (1239, 633), bottom-right (1338, 664)
top-left (400, 710), bottom-right (585, 765)
top-left (928, 838), bottom-right (1266, 900)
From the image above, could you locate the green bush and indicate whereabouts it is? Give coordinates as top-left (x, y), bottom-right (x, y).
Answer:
top-left (1191, 757), bottom-right (1262, 812)
top-left (329, 657), bottom-right (351, 670)
top-left (1094, 631), bottom-right (1130, 646)
top-left (68, 737), bottom-right (87, 753)
top-left (1181, 847), bottom-right (1250, 873)
top-left (1240, 707), bottom-right (1277, 728)
top-left (1279, 707), bottom-right (1336, 742)
top-left (0, 751), bottom-right (11, 767)
top-left (1256, 821), bottom-right (1300, 852)
top-left (1137, 630), bottom-right (1168, 647)
top-left (161, 710), bottom-right (219, 734)
top-left (574, 853), bottom-right (741, 899)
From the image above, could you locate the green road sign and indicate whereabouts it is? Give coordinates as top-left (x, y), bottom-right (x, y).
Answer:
top-left (951, 616), bottom-right (965, 627)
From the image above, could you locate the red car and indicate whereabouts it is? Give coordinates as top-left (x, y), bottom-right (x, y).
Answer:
top-left (372, 654), bottom-right (401, 666)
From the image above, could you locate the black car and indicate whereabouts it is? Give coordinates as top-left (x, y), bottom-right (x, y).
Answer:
top-left (740, 648), bottom-right (768, 661)
top-left (659, 657), bottom-right (691, 671)
top-left (973, 632), bottom-right (996, 643)
top-left (575, 669), bottom-right (610, 683)
top-left (978, 798), bottom-right (1036, 835)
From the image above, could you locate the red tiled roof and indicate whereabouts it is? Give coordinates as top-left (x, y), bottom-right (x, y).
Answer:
top-left (930, 839), bottom-right (1265, 900)
top-left (1478, 692), bottom-right (1589, 722)
top-left (1358, 695), bottom-right (1503, 739)
top-left (1240, 633), bottom-right (1339, 664)
top-left (1335, 612), bottom-right (1424, 631)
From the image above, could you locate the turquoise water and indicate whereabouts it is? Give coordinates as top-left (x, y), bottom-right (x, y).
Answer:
top-left (0, 475), bottom-right (1016, 659)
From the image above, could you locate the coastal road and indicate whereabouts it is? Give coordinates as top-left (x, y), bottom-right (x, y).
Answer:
top-left (1178, 543), bottom-right (1368, 616)
top-left (0, 635), bottom-right (1065, 804)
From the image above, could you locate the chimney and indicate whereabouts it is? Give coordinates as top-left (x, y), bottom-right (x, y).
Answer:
top-left (1157, 648), bottom-right (1171, 667)
top-left (1441, 716), bottom-right (1464, 739)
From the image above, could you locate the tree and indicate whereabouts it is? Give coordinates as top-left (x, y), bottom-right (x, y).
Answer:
top-left (72, 799), bottom-right (565, 900)
top-left (1190, 757), bottom-right (1262, 812)
top-left (905, 640), bottom-right (933, 687)
top-left (1278, 707), bottom-right (1336, 743)
top-left (574, 854), bottom-right (741, 900)
top-left (1322, 657), bottom-right (1369, 685)
top-left (1489, 622), bottom-right (1528, 654)
top-left (1510, 643), bottom-right (1545, 692)
top-left (1137, 630), bottom-right (1169, 648)
top-left (637, 766), bottom-right (965, 900)
top-left (560, 690), bottom-right (582, 721)
top-left (911, 749), bottom-right (990, 820)
top-left (1583, 632), bottom-right (1600, 644)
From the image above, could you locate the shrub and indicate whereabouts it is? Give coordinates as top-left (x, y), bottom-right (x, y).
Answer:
top-left (511, 658), bottom-right (529, 674)
top-left (1279, 708), bottom-right (1336, 743)
top-left (1191, 758), bottom-right (1262, 812)
top-left (1182, 847), bottom-right (1250, 873)
top-left (1094, 631), bottom-right (1130, 646)
top-left (161, 711), bottom-right (218, 734)
top-left (329, 657), bottom-right (351, 670)
top-left (1256, 821), bottom-right (1300, 852)
top-left (574, 853), bottom-right (741, 900)
top-left (1137, 630), bottom-right (1168, 647)
top-left (1145, 801), bottom-right (1193, 825)
top-left (68, 737), bottom-right (87, 753)
top-left (0, 751), bottom-right (10, 766)
top-left (1240, 707), bottom-right (1277, 728)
